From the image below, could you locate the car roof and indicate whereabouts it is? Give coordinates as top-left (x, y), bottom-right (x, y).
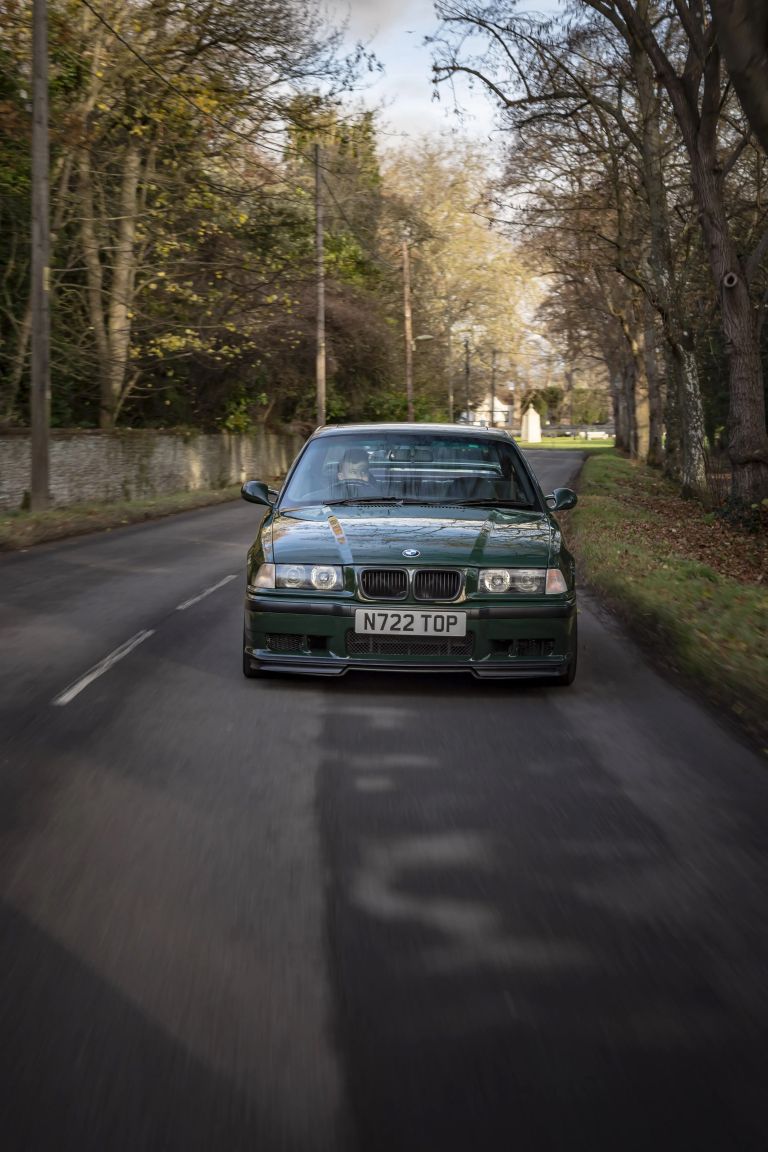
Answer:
top-left (311, 423), bottom-right (515, 442)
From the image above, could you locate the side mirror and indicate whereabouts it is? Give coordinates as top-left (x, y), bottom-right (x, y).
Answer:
top-left (545, 487), bottom-right (578, 511)
top-left (241, 480), bottom-right (274, 507)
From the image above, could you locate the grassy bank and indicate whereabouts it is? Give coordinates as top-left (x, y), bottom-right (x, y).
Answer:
top-left (0, 485), bottom-right (245, 551)
top-left (518, 437), bottom-right (615, 451)
top-left (565, 452), bottom-right (768, 751)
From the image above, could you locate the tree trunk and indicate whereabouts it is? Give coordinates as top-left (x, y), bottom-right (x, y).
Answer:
top-left (689, 145), bottom-right (768, 500)
top-left (602, 275), bottom-right (644, 459)
top-left (617, 312), bottom-right (643, 458)
top-left (662, 339), bottom-right (682, 481)
top-left (607, 354), bottom-right (631, 453)
top-left (676, 338), bottom-right (708, 497)
top-left (106, 138), bottom-right (143, 428)
top-left (77, 145), bottom-right (112, 424)
top-left (632, 36), bottom-right (706, 489)
top-left (564, 367), bottom-right (575, 427)
top-left (643, 299), bottom-right (664, 467)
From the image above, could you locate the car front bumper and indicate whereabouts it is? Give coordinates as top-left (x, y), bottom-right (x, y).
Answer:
top-left (243, 593), bottom-right (577, 678)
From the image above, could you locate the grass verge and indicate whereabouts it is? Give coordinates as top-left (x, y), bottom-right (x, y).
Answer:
top-left (564, 452), bottom-right (768, 752)
top-left (0, 485), bottom-right (247, 551)
top-left (518, 438), bottom-right (615, 451)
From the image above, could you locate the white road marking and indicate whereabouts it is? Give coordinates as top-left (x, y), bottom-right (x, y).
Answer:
top-left (175, 573), bottom-right (237, 611)
top-left (52, 574), bottom-right (237, 706)
top-left (52, 630), bottom-right (155, 706)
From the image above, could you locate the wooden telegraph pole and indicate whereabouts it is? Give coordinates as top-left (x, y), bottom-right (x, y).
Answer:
top-left (30, 0), bottom-right (51, 509)
top-left (402, 230), bottom-right (414, 421)
top-left (490, 347), bottom-right (497, 427)
top-left (315, 142), bottom-right (326, 428)
top-left (463, 338), bottom-right (470, 422)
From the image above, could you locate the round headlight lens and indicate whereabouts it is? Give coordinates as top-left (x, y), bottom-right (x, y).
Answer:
top-left (281, 564), bottom-right (306, 588)
top-left (480, 568), bottom-right (512, 593)
top-left (311, 565), bottom-right (339, 590)
top-left (513, 570), bottom-right (542, 593)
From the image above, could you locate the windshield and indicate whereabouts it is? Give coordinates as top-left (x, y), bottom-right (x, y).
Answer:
top-left (280, 431), bottom-right (538, 509)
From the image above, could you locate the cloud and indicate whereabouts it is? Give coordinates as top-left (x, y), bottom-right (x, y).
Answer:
top-left (329, 0), bottom-right (434, 40)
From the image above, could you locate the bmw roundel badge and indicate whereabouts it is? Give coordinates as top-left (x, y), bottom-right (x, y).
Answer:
top-left (402, 549), bottom-right (420, 558)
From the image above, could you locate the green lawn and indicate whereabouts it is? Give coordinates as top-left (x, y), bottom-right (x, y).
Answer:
top-left (517, 437), bottom-right (615, 451)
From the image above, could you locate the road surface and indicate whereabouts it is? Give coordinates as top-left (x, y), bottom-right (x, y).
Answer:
top-left (1, 450), bottom-right (768, 1151)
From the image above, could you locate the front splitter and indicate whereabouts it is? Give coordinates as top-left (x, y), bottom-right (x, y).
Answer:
top-left (243, 652), bottom-right (569, 679)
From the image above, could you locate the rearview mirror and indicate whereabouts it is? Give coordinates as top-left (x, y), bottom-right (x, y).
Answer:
top-left (241, 480), bottom-right (274, 507)
top-left (545, 487), bottom-right (578, 511)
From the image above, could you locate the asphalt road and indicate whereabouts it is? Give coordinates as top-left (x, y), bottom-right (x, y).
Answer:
top-left (2, 449), bottom-right (768, 1151)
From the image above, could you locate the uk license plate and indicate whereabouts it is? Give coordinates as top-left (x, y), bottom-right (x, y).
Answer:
top-left (354, 609), bottom-right (466, 636)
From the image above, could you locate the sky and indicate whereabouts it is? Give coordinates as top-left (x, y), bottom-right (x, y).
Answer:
top-left (331, 0), bottom-right (562, 143)
top-left (331, 0), bottom-right (498, 141)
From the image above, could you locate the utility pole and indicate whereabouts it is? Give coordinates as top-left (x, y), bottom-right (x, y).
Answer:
top-left (30, 0), bottom-right (50, 510)
top-left (315, 142), bottom-right (326, 428)
top-left (490, 347), bottom-right (497, 428)
top-left (463, 337), bottom-right (470, 422)
top-left (402, 230), bottom-right (414, 421)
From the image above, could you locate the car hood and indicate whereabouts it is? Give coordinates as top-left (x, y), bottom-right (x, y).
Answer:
top-left (267, 505), bottom-right (552, 567)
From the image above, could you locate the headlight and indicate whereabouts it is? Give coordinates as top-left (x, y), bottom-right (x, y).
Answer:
top-left (279, 564), bottom-right (307, 589)
top-left (275, 563), bottom-right (342, 591)
top-left (310, 565), bottom-right (340, 590)
top-left (480, 568), bottom-right (513, 593)
top-left (478, 568), bottom-right (567, 595)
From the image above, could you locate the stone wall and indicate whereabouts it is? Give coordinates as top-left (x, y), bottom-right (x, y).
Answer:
top-left (0, 428), bottom-right (306, 511)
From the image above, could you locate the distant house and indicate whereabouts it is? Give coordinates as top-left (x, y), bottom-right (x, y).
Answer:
top-left (465, 392), bottom-right (520, 430)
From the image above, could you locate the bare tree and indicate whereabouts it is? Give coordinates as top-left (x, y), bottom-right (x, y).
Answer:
top-left (585, 1), bottom-right (768, 501)
top-left (434, 0), bottom-right (768, 501)
top-left (433, 6), bottom-right (675, 468)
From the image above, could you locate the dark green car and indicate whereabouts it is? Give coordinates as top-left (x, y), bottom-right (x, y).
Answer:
top-left (241, 423), bottom-right (578, 683)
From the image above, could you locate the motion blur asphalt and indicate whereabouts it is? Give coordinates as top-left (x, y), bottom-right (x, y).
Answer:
top-left (2, 450), bottom-right (768, 1151)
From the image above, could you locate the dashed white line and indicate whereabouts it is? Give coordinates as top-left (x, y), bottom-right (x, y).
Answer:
top-left (52, 630), bottom-right (155, 706)
top-left (52, 574), bottom-right (238, 705)
top-left (175, 573), bottom-right (238, 611)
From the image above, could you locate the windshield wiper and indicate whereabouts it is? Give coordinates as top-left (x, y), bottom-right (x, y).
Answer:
top-left (456, 500), bottom-right (535, 508)
top-left (323, 496), bottom-right (408, 505)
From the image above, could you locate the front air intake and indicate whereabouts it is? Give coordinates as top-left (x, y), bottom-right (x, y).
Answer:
top-left (359, 568), bottom-right (409, 600)
top-left (413, 569), bottom-right (462, 601)
top-left (266, 634), bottom-right (306, 653)
top-left (347, 633), bottom-right (474, 658)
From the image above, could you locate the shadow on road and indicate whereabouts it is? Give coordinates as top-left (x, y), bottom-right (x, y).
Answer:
top-left (0, 901), bottom-right (289, 1152)
top-left (317, 672), bottom-right (768, 1152)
